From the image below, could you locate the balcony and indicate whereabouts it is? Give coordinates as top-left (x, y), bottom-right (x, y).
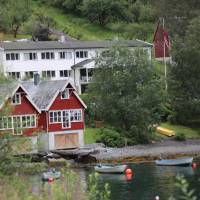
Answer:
top-left (80, 76), bottom-right (93, 83)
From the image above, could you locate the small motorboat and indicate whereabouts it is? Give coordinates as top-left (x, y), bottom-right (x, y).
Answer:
top-left (42, 169), bottom-right (61, 181)
top-left (94, 164), bottom-right (127, 173)
top-left (155, 157), bottom-right (193, 166)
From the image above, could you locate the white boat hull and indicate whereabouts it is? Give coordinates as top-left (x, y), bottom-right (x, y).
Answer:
top-left (155, 157), bottom-right (193, 166)
top-left (94, 165), bottom-right (127, 173)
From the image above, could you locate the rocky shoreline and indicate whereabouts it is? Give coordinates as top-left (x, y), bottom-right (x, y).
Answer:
top-left (23, 140), bottom-right (200, 165)
top-left (87, 140), bottom-right (200, 163)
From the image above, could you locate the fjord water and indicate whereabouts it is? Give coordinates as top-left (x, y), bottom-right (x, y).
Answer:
top-left (95, 158), bottom-right (200, 200)
top-left (25, 158), bottom-right (200, 199)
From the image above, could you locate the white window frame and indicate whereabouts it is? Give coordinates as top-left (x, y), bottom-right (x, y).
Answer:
top-left (62, 110), bottom-right (71, 129)
top-left (70, 109), bottom-right (82, 122)
top-left (42, 70), bottom-right (56, 78)
top-left (41, 52), bottom-right (55, 60)
top-left (12, 93), bottom-right (21, 105)
top-left (24, 52), bottom-right (37, 61)
top-left (0, 117), bottom-right (13, 130)
top-left (8, 72), bottom-right (21, 79)
top-left (61, 88), bottom-right (69, 99)
top-left (0, 115), bottom-right (36, 135)
top-left (6, 53), bottom-right (20, 61)
top-left (59, 70), bottom-right (71, 78)
top-left (49, 111), bottom-right (62, 124)
top-left (59, 51), bottom-right (72, 59)
top-left (76, 51), bottom-right (88, 59)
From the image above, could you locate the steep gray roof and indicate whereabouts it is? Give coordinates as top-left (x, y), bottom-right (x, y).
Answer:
top-left (0, 82), bottom-right (18, 106)
top-left (0, 80), bottom-right (72, 111)
top-left (22, 80), bottom-right (68, 110)
top-left (0, 40), bottom-right (152, 51)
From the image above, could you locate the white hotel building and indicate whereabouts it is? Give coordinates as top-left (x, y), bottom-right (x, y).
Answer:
top-left (0, 40), bottom-right (152, 93)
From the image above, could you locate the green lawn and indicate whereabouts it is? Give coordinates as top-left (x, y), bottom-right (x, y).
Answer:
top-left (84, 128), bottom-right (100, 144)
top-left (160, 122), bottom-right (200, 139)
top-left (0, 33), bottom-right (31, 41)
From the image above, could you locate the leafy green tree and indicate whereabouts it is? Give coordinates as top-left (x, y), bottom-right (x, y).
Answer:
top-left (169, 16), bottom-right (200, 125)
top-left (0, 0), bottom-right (32, 38)
top-left (153, 0), bottom-right (200, 38)
top-left (81, 0), bottom-right (127, 26)
top-left (88, 48), bottom-right (165, 144)
top-left (62, 0), bottom-right (83, 14)
top-left (168, 175), bottom-right (197, 200)
top-left (28, 12), bottom-right (56, 41)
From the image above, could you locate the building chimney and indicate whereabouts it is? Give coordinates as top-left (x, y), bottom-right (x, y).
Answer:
top-left (60, 35), bottom-right (66, 43)
top-left (34, 73), bottom-right (40, 85)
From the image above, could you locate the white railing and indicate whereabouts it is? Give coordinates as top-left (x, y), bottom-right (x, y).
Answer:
top-left (80, 76), bottom-right (93, 82)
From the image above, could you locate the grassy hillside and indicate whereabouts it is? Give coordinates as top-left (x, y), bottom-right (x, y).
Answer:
top-left (1, 0), bottom-right (156, 42)
top-left (31, 1), bottom-right (155, 42)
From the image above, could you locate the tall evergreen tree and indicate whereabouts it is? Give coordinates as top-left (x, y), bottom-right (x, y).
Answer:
top-left (169, 16), bottom-right (200, 124)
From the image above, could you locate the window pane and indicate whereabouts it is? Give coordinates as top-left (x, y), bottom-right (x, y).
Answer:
top-left (22, 116), bottom-right (26, 127)
top-left (64, 70), bottom-right (68, 77)
top-left (76, 52), bottom-right (79, 58)
top-left (15, 54), bottom-right (19, 60)
top-left (41, 53), bottom-right (45, 59)
top-left (84, 51), bottom-right (88, 58)
top-left (51, 52), bottom-right (55, 59)
top-left (11, 53), bottom-right (15, 60)
top-left (52, 71), bottom-right (55, 77)
top-left (42, 71), bottom-right (46, 77)
top-left (31, 116), bottom-right (35, 127)
top-left (6, 54), bottom-right (10, 60)
top-left (60, 71), bottom-right (63, 77)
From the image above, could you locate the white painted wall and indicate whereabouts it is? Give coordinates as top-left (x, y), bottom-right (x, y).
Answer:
top-left (1, 45), bottom-right (152, 93)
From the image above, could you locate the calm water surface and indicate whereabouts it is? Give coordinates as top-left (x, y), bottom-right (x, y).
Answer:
top-left (94, 158), bottom-right (200, 200)
top-left (28, 157), bottom-right (200, 200)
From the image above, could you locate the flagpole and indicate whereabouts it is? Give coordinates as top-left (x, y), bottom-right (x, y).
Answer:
top-left (163, 17), bottom-right (167, 90)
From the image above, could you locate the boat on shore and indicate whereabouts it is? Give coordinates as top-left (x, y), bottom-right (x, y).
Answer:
top-left (155, 157), bottom-right (193, 166)
top-left (42, 169), bottom-right (61, 181)
top-left (94, 164), bottom-right (127, 173)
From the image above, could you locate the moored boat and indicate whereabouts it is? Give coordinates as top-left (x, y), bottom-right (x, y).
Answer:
top-left (94, 164), bottom-right (127, 173)
top-left (42, 169), bottom-right (61, 181)
top-left (155, 157), bottom-right (193, 166)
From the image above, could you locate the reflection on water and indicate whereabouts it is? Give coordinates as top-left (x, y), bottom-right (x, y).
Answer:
top-left (95, 158), bottom-right (200, 200)
top-left (25, 157), bottom-right (200, 200)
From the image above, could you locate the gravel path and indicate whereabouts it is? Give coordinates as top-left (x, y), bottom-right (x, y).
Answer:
top-left (90, 140), bottom-right (200, 162)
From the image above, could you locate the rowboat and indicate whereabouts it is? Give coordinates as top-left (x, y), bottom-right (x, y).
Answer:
top-left (94, 164), bottom-right (127, 173)
top-left (155, 157), bottom-right (193, 166)
top-left (42, 169), bottom-right (61, 181)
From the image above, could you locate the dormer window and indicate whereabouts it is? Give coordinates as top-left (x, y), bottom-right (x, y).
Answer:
top-left (12, 93), bottom-right (21, 105)
top-left (61, 89), bottom-right (69, 99)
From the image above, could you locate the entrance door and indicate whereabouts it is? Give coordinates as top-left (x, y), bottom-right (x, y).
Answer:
top-left (12, 116), bottom-right (22, 135)
top-left (54, 133), bottom-right (79, 149)
top-left (62, 111), bottom-right (71, 128)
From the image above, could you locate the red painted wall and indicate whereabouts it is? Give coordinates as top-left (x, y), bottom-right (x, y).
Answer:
top-left (153, 26), bottom-right (170, 58)
top-left (1, 87), bottom-right (40, 136)
top-left (1, 86), bottom-right (86, 136)
top-left (47, 92), bottom-right (85, 132)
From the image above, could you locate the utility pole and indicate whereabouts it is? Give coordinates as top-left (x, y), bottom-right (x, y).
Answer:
top-left (162, 17), bottom-right (168, 90)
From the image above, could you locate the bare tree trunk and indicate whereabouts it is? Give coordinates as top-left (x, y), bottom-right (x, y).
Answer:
top-left (13, 25), bottom-right (20, 38)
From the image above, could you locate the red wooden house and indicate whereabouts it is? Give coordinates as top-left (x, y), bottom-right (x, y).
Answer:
top-left (0, 77), bottom-right (87, 150)
top-left (153, 20), bottom-right (171, 60)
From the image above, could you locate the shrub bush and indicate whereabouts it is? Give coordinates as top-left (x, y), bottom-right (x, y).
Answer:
top-left (96, 128), bottom-right (124, 147)
top-left (174, 133), bottom-right (186, 141)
